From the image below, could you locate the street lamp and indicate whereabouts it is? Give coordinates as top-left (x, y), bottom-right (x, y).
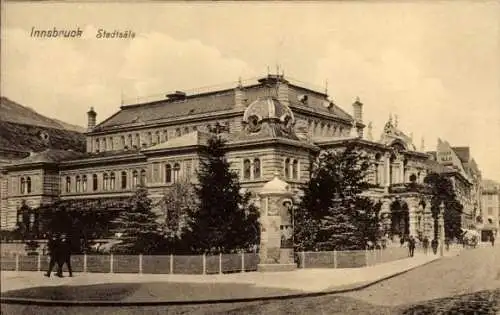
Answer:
top-left (439, 202), bottom-right (445, 257)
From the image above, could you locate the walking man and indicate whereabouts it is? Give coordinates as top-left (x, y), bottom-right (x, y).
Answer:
top-left (58, 234), bottom-right (73, 277)
top-left (491, 235), bottom-right (495, 247)
top-left (44, 233), bottom-right (60, 277)
top-left (408, 236), bottom-right (416, 257)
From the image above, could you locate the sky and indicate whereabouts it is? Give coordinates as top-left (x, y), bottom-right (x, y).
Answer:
top-left (1, 1), bottom-right (499, 181)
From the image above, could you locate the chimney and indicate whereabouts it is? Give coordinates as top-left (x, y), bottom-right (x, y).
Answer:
top-left (87, 107), bottom-right (97, 131)
top-left (234, 79), bottom-right (246, 109)
top-left (352, 97), bottom-right (364, 123)
top-left (166, 91), bottom-right (187, 101)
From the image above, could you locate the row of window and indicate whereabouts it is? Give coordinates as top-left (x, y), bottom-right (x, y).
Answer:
top-left (284, 158), bottom-right (299, 180)
top-left (93, 122), bottom-right (231, 153)
top-left (19, 177), bottom-right (32, 194)
top-left (63, 163), bottom-right (186, 194)
top-left (65, 170), bottom-right (147, 193)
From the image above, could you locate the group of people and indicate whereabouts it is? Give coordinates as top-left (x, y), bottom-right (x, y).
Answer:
top-left (44, 233), bottom-right (73, 278)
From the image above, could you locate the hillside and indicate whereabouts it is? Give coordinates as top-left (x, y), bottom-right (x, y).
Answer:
top-left (0, 97), bottom-right (86, 154)
top-left (0, 97), bottom-right (86, 133)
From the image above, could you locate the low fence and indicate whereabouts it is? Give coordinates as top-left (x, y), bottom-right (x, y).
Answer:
top-left (297, 247), bottom-right (409, 269)
top-left (0, 253), bottom-right (259, 275)
top-left (1, 247), bottom-right (413, 274)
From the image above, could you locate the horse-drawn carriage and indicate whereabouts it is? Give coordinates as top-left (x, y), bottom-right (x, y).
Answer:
top-left (461, 229), bottom-right (480, 249)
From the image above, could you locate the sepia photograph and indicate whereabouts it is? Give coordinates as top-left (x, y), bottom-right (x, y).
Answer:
top-left (1, 1), bottom-right (499, 314)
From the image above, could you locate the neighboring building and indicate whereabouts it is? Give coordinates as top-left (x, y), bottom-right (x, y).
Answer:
top-left (479, 179), bottom-right (500, 241)
top-left (0, 97), bottom-right (86, 230)
top-left (0, 74), bottom-right (444, 243)
top-left (428, 139), bottom-right (482, 230)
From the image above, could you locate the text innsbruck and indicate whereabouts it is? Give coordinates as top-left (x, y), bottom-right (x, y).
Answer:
top-left (30, 27), bottom-right (136, 39)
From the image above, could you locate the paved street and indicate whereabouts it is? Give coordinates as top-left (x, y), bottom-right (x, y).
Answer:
top-left (1, 246), bottom-right (498, 314)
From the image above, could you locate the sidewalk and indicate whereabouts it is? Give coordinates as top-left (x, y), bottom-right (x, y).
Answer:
top-left (1, 250), bottom-right (454, 299)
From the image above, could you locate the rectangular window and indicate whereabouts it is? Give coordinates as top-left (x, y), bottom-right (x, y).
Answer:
top-left (488, 207), bottom-right (494, 215)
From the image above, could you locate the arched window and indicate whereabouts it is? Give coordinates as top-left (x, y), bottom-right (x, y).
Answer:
top-left (120, 136), bottom-right (125, 148)
top-left (121, 171), bottom-right (127, 189)
top-left (82, 175), bottom-right (87, 192)
top-left (165, 164), bottom-right (172, 183)
top-left (76, 176), bottom-right (81, 192)
top-left (103, 173), bottom-right (109, 191)
top-left (132, 170), bottom-right (138, 188)
top-left (109, 137), bottom-right (114, 151)
top-left (92, 174), bottom-right (98, 191)
top-left (26, 177), bottom-right (31, 193)
top-left (65, 176), bottom-right (71, 193)
top-left (253, 158), bottom-right (261, 179)
top-left (140, 169), bottom-right (147, 186)
top-left (192, 126), bottom-right (197, 132)
top-left (155, 131), bottom-right (161, 144)
top-left (173, 163), bottom-right (180, 183)
top-left (284, 158), bottom-right (291, 178)
top-left (183, 127), bottom-right (189, 135)
top-left (163, 130), bottom-right (169, 142)
top-left (102, 138), bottom-right (107, 151)
top-left (292, 159), bottom-right (299, 179)
top-left (110, 172), bottom-right (116, 190)
top-left (147, 132), bottom-right (153, 145)
top-left (95, 139), bottom-right (100, 153)
top-left (243, 159), bottom-right (251, 179)
top-left (175, 128), bottom-right (181, 137)
top-left (20, 177), bottom-right (25, 194)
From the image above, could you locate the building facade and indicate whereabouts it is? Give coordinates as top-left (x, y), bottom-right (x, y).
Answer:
top-left (479, 179), bottom-right (499, 241)
top-left (0, 74), bottom-right (468, 244)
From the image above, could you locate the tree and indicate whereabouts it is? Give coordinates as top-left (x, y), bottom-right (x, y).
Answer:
top-left (294, 143), bottom-right (381, 251)
top-left (424, 172), bottom-right (463, 240)
top-left (183, 135), bottom-right (260, 254)
top-left (158, 177), bottom-right (197, 252)
top-left (111, 187), bottom-right (165, 254)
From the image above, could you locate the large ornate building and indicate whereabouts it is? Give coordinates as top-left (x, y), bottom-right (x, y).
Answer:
top-left (428, 139), bottom-right (483, 230)
top-left (0, 74), bottom-right (472, 244)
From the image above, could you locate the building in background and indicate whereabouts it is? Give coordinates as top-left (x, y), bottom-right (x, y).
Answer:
top-left (479, 179), bottom-right (499, 241)
top-left (428, 139), bottom-right (482, 230)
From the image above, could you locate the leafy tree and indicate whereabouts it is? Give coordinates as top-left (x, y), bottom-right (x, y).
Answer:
top-left (158, 178), bottom-right (197, 252)
top-left (183, 135), bottom-right (260, 254)
top-left (293, 143), bottom-right (381, 251)
top-left (111, 187), bottom-right (165, 254)
top-left (424, 172), bottom-right (463, 240)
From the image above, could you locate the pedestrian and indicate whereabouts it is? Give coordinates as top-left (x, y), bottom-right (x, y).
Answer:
top-left (408, 236), bottom-right (416, 257)
top-left (400, 236), bottom-right (405, 247)
top-left (58, 234), bottom-right (73, 277)
top-left (44, 233), bottom-right (60, 278)
top-left (445, 238), bottom-right (450, 251)
top-left (491, 235), bottom-right (495, 247)
top-left (422, 236), bottom-right (429, 255)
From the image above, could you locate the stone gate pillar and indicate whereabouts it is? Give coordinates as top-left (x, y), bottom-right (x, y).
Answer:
top-left (257, 174), bottom-right (296, 272)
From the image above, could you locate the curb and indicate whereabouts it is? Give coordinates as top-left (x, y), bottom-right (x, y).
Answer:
top-left (0, 257), bottom-right (442, 307)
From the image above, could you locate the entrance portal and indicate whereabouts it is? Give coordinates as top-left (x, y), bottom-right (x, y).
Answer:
top-left (390, 199), bottom-right (409, 239)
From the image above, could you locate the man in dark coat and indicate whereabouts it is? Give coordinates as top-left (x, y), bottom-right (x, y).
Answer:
top-left (57, 234), bottom-right (73, 277)
top-left (408, 236), bottom-right (416, 257)
top-left (44, 234), bottom-right (60, 277)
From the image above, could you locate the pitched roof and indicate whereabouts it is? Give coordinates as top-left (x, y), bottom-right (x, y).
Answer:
top-left (94, 91), bottom-right (236, 131)
top-left (12, 149), bottom-right (86, 165)
top-left (452, 146), bottom-right (470, 163)
top-left (93, 77), bottom-right (354, 132)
